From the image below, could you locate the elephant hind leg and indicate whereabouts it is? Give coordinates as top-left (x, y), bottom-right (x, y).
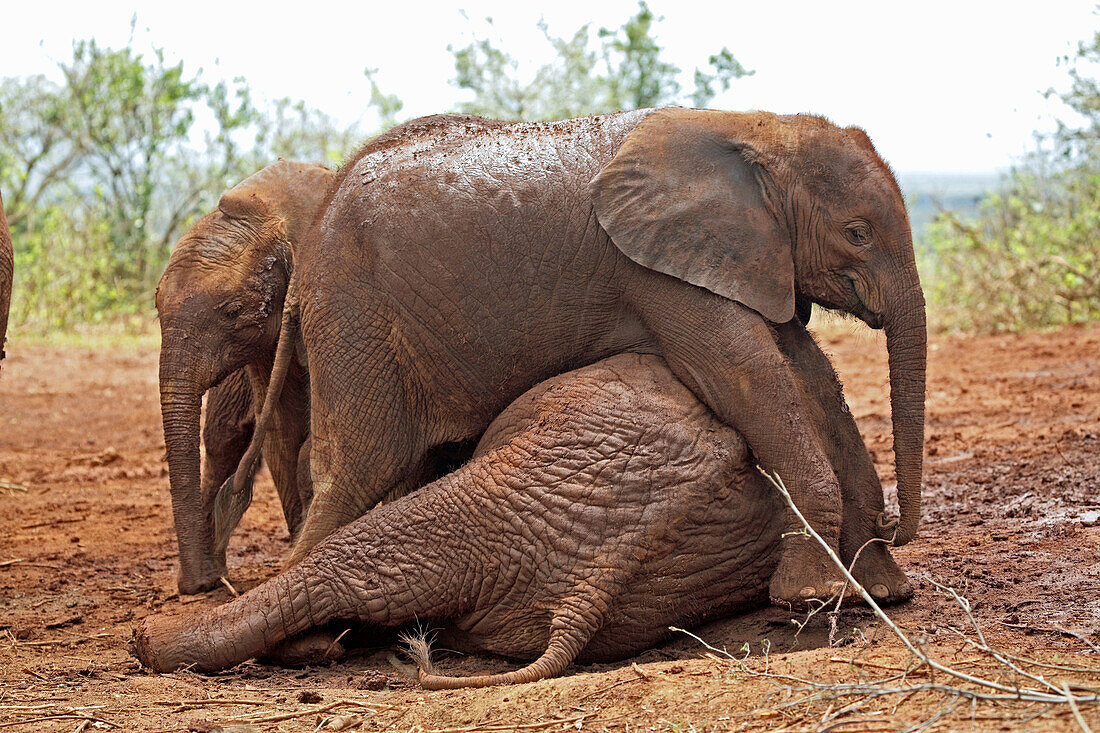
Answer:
top-left (413, 617), bottom-right (594, 690)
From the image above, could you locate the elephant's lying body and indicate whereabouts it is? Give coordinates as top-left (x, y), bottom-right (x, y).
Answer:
top-left (136, 354), bottom-right (785, 687)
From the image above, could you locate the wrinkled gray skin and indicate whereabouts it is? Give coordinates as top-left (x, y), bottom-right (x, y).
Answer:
top-left (156, 161), bottom-right (332, 594)
top-left (135, 354), bottom-right (788, 687)
top-left (253, 108), bottom-right (924, 609)
top-left (0, 191), bottom-right (12, 371)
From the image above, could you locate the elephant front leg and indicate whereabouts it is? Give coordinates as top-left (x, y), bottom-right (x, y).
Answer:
top-left (635, 289), bottom-right (846, 610)
top-left (199, 368), bottom-right (256, 582)
top-left (774, 319), bottom-right (913, 604)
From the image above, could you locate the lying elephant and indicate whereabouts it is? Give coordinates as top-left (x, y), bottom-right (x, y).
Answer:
top-left (247, 107), bottom-right (925, 610)
top-left (135, 354), bottom-right (794, 686)
top-left (156, 160), bottom-right (333, 593)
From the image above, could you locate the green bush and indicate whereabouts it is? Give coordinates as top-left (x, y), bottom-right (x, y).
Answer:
top-left (11, 202), bottom-right (142, 330)
top-left (922, 157), bottom-right (1100, 332)
top-left (921, 26), bottom-right (1100, 333)
top-left (1, 37), bottom-right (382, 336)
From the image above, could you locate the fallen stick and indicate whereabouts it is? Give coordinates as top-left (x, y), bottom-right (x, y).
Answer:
top-left (151, 698), bottom-right (271, 707)
top-left (218, 576), bottom-right (239, 597)
top-left (325, 627), bottom-right (351, 658)
top-left (0, 560), bottom-right (61, 570)
top-left (228, 698), bottom-right (399, 724)
top-left (19, 517), bottom-right (85, 530)
top-left (827, 658), bottom-right (927, 675)
top-left (579, 676), bottom-right (646, 700)
top-left (14, 637), bottom-right (103, 648)
top-left (1064, 681), bottom-right (1095, 733)
top-left (0, 714), bottom-right (118, 730)
top-left (757, 468), bottom-right (1100, 707)
top-left (427, 714), bottom-right (590, 733)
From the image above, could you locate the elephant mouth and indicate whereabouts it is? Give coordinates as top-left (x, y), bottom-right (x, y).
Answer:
top-left (843, 274), bottom-right (884, 329)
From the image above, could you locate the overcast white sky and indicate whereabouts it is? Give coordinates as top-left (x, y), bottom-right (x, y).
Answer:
top-left (2, 1), bottom-right (1097, 173)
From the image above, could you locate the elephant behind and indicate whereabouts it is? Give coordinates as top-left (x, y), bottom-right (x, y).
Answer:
top-left (135, 353), bottom-right (786, 686)
top-left (156, 160), bottom-right (333, 594)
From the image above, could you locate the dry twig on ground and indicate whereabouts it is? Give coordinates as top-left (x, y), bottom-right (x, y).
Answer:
top-left (672, 468), bottom-right (1100, 731)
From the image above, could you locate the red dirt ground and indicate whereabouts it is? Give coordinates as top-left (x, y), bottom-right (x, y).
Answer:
top-left (0, 323), bottom-right (1097, 731)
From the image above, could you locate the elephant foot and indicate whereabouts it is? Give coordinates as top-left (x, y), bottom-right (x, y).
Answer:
top-left (259, 629), bottom-right (349, 667)
top-left (133, 614), bottom-right (199, 673)
top-left (769, 540), bottom-right (848, 611)
top-left (851, 541), bottom-right (913, 606)
top-left (177, 557), bottom-right (229, 596)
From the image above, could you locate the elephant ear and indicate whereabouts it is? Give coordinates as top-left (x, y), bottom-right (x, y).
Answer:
top-left (590, 108), bottom-right (795, 323)
top-left (218, 181), bottom-right (274, 222)
top-left (218, 160), bottom-right (333, 242)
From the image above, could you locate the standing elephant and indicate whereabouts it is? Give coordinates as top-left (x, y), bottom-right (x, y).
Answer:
top-left (242, 108), bottom-right (925, 609)
top-left (156, 160), bottom-right (333, 594)
top-left (0, 191), bottom-right (12, 371)
top-left (136, 354), bottom-right (790, 683)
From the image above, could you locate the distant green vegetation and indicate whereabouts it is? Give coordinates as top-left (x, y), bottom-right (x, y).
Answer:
top-left (1, 5), bottom-right (1097, 336)
top-left (900, 172), bottom-right (1000, 246)
top-left (449, 2), bottom-right (750, 120)
top-left (917, 31), bottom-right (1100, 333)
top-left (1, 28), bottom-right (386, 332)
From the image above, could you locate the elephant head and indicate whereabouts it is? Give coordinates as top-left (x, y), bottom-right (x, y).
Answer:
top-left (0, 191), bottom-right (12, 371)
top-left (592, 108), bottom-right (926, 545)
top-left (156, 160), bottom-right (333, 593)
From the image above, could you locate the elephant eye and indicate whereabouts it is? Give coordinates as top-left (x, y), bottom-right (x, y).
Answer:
top-left (223, 303), bottom-right (242, 320)
top-left (845, 223), bottom-right (871, 247)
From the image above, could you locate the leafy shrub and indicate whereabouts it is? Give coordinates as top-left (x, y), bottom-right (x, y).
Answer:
top-left (921, 28), bottom-right (1100, 333)
top-left (1, 37), bottom-right (382, 335)
top-left (922, 157), bottom-right (1100, 332)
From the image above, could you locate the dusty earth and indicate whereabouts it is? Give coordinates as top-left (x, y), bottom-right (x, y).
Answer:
top-left (0, 322), bottom-right (1097, 732)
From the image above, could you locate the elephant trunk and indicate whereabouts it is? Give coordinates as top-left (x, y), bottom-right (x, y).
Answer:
top-left (159, 347), bottom-right (220, 594)
top-left (883, 280), bottom-right (927, 546)
top-left (134, 556), bottom-right (341, 672)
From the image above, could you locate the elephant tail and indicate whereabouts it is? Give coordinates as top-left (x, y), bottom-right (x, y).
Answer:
top-left (405, 608), bottom-right (596, 690)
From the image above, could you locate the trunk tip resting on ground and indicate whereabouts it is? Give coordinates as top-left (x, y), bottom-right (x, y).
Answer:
top-left (883, 284), bottom-right (928, 546)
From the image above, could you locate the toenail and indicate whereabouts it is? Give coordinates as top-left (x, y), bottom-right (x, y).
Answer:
top-left (870, 583), bottom-right (889, 598)
top-left (799, 586), bottom-right (817, 598)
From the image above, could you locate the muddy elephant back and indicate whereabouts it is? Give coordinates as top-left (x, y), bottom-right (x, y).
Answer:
top-left (0, 192), bottom-right (11, 368)
top-left (475, 352), bottom-right (744, 458)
